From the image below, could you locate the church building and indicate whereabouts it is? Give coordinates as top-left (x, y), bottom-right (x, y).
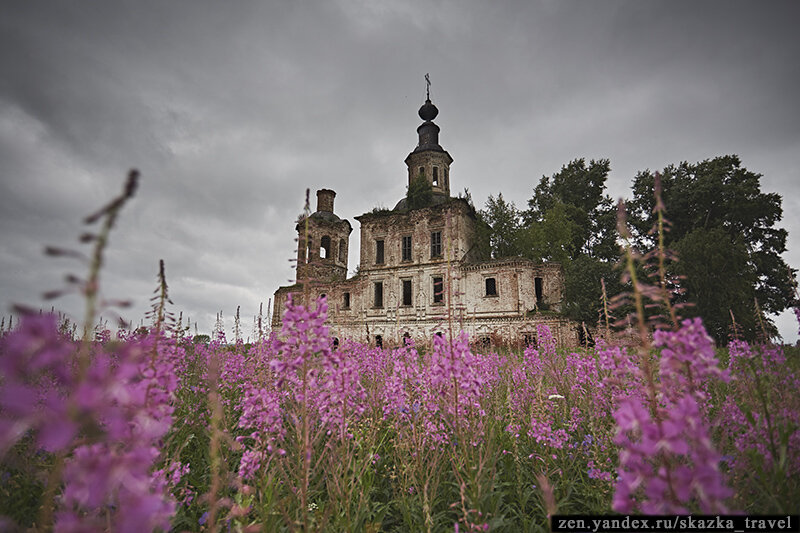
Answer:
top-left (272, 94), bottom-right (580, 349)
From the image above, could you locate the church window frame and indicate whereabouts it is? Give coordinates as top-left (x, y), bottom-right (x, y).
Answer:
top-left (430, 231), bottom-right (442, 258)
top-left (432, 276), bottom-right (444, 304)
top-left (485, 277), bottom-right (498, 297)
top-left (375, 239), bottom-right (385, 265)
top-left (402, 235), bottom-right (412, 262)
top-left (402, 279), bottom-right (412, 306)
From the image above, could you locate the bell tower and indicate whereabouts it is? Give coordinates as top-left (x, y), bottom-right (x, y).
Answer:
top-left (404, 75), bottom-right (453, 197)
top-left (296, 189), bottom-right (352, 283)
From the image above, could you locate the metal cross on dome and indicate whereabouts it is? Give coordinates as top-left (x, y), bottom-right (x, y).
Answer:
top-left (425, 73), bottom-right (431, 100)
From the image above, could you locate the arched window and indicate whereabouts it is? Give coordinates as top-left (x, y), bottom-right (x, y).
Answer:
top-left (320, 235), bottom-right (331, 259)
top-left (432, 167), bottom-right (439, 186)
top-left (338, 238), bottom-right (346, 263)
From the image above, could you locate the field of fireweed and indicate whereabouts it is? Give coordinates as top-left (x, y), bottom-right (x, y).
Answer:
top-left (1, 174), bottom-right (799, 532)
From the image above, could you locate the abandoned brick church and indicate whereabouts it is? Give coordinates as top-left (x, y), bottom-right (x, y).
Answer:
top-left (272, 95), bottom-right (580, 348)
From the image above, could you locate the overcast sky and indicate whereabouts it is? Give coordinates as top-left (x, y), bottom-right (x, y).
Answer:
top-left (1, 1), bottom-right (799, 342)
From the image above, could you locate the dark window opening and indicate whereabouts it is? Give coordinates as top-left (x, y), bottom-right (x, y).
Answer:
top-left (376, 239), bottom-right (385, 264)
top-left (375, 335), bottom-right (383, 348)
top-left (485, 277), bottom-right (497, 296)
top-left (430, 231), bottom-right (442, 258)
top-left (419, 166), bottom-right (425, 177)
top-left (374, 282), bottom-right (383, 308)
top-left (320, 235), bottom-right (331, 259)
top-left (343, 292), bottom-right (350, 309)
top-left (338, 238), bottom-right (346, 263)
top-left (432, 167), bottom-right (439, 186)
top-left (433, 277), bottom-right (444, 304)
top-left (480, 336), bottom-right (492, 349)
top-left (333, 337), bottom-right (339, 349)
top-left (523, 333), bottom-right (537, 348)
top-left (320, 293), bottom-right (326, 300)
top-left (403, 332), bottom-right (411, 345)
top-left (402, 279), bottom-right (412, 306)
top-left (535, 277), bottom-right (543, 303)
top-left (402, 235), bottom-right (412, 262)
top-left (435, 332), bottom-right (444, 338)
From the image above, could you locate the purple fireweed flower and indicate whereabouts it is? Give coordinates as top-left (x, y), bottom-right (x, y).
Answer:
top-left (236, 384), bottom-right (284, 479)
top-left (612, 318), bottom-right (732, 514)
top-left (719, 337), bottom-right (800, 475)
top-left (654, 318), bottom-right (730, 403)
top-left (0, 315), bottom-right (180, 530)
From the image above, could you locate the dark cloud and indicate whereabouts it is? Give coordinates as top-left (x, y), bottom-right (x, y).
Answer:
top-left (1, 0), bottom-right (798, 341)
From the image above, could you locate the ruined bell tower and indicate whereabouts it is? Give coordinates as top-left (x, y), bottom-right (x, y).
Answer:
top-left (295, 189), bottom-right (352, 283)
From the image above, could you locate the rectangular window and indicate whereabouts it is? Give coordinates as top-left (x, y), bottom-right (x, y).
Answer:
top-left (343, 292), bottom-right (350, 308)
top-left (402, 235), bottom-right (412, 262)
top-left (432, 166), bottom-right (439, 186)
top-left (375, 239), bottom-right (384, 264)
top-left (485, 277), bottom-right (497, 296)
top-left (535, 277), bottom-right (543, 303)
top-left (433, 276), bottom-right (444, 304)
top-left (374, 282), bottom-right (383, 308)
top-left (402, 279), bottom-right (412, 306)
top-left (430, 231), bottom-right (442, 258)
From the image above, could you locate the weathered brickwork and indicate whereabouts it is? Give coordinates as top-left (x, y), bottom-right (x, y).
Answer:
top-left (272, 98), bottom-right (581, 348)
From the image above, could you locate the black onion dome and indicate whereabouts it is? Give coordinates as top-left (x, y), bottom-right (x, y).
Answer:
top-left (418, 99), bottom-right (438, 121)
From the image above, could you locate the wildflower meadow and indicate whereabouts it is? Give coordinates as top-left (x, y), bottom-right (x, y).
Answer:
top-left (0, 173), bottom-right (798, 531)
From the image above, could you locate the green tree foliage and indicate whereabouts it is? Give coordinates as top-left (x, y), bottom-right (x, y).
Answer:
top-left (630, 155), bottom-right (795, 342)
top-left (524, 159), bottom-right (620, 325)
top-left (563, 255), bottom-right (621, 326)
top-left (672, 227), bottom-right (759, 341)
top-left (479, 159), bottom-right (621, 325)
top-left (525, 158), bottom-right (617, 261)
top-left (480, 193), bottom-right (522, 259)
top-left (406, 173), bottom-right (433, 210)
top-left (517, 201), bottom-right (580, 264)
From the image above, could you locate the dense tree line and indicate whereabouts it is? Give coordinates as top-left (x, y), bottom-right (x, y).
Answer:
top-left (478, 155), bottom-right (796, 344)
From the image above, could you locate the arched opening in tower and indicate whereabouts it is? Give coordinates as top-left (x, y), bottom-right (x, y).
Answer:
top-left (320, 235), bottom-right (331, 259)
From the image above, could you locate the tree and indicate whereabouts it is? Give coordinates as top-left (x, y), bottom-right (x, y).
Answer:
top-left (629, 155), bottom-right (795, 342)
top-left (526, 158), bottom-right (617, 261)
top-left (523, 158), bottom-right (620, 325)
top-left (672, 227), bottom-right (759, 341)
top-left (563, 254), bottom-right (621, 326)
top-left (517, 201), bottom-right (580, 264)
top-left (480, 193), bottom-right (523, 259)
top-left (406, 173), bottom-right (432, 210)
